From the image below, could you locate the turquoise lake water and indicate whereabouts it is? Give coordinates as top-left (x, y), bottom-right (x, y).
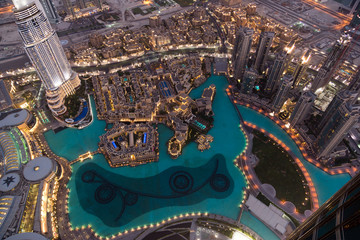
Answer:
top-left (46, 75), bottom-right (252, 237)
top-left (43, 74), bottom-right (350, 240)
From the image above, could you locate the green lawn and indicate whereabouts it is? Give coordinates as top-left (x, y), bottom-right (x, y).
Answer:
top-left (132, 7), bottom-right (144, 15)
top-left (173, 0), bottom-right (194, 7)
top-left (252, 130), bottom-right (311, 213)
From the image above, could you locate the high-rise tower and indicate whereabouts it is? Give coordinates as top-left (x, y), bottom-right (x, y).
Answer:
top-left (287, 172), bottom-right (360, 240)
top-left (39, 0), bottom-right (60, 23)
top-left (265, 51), bottom-right (287, 94)
top-left (233, 27), bottom-right (253, 81)
top-left (254, 31), bottom-right (274, 73)
top-left (289, 91), bottom-right (316, 127)
top-left (347, 68), bottom-right (360, 93)
top-left (311, 35), bottom-right (351, 91)
top-left (292, 49), bottom-right (311, 88)
top-left (77, 0), bottom-right (86, 9)
top-left (314, 102), bottom-right (359, 159)
top-left (318, 90), bottom-right (358, 131)
top-left (62, 0), bottom-right (75, 18)
top-left (12, 0), bottom-right (80, 116)
top-left (264, 40), bottom-right (294, 94)
top-left (272, 75), bottom-right (293, 112)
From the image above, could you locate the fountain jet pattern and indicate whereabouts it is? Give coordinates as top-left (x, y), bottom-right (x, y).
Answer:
top-left (76, 154), bottom-right (233, 226)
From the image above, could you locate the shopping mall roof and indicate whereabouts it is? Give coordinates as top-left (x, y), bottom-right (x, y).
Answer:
top-left (0, 109), bottom-right (29, 129)
top-left (4, 232), bottom-right (49, 240)
top-left (23, 156), bottom-right (56, 182)
top-left (0, 173), bottom-right (20, 192)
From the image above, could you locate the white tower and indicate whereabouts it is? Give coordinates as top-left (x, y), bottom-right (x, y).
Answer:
top-left (12, 0), bottom-right (80, 116)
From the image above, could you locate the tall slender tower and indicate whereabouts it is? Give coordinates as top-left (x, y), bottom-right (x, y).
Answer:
top-left (93, 0), bottom-right (103, 9)
top-left (272, 75), bottom-right (293, 112)
top-left (12, 0), bottom-right (80, 116)
top-left (254, 31), bottom-right (274, 73)
top-left (233, 27), bottom-right (253, 81)
top-left (264, 51), bottom-right (287, 94)
top-left (347, 68), bottom-right (360, 93)
top-left (265, 41), bottom-right (294, 94)
top-left (318, 90), bottom-right (358, 131)
top-left (314, 103), bottom-right (359, 159)
top-left (289, 91), bottom-right (316, 127)
top-left (311, 35), bottom-right (351, 91)
top-left (62, 0), bottom-right (75, 18)
top-left (39, 0), bottom-right (60, 23)
top-left (292, 49), bottom-right (311, 88)
top-left (77, 0), bottom-right (86, 9)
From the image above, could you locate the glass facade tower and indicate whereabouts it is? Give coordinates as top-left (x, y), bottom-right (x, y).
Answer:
top-left (12, 0), bottom-right (80, 116)
top-left (287, 173), bottom-right (360, 240)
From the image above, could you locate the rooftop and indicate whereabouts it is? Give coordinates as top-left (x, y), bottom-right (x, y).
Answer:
top-left (0, 109), bottom-right (29, 129)
top-left (23, 156), bottom-right (56, 182)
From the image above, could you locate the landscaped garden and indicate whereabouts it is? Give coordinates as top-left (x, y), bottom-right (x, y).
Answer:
top-left (173, 0), bottom-right (194, 7)
top-left (62, 79), bottom-right (87, 119)
top-left (252, 130), bottom-right (311, 213)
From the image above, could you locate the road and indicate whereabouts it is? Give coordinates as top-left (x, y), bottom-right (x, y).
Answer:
top-left (205, 6), bottom-right (227, 53)
top-left (72, 47), bottom-right (217, 73)
top-left (301, 0), bottom-right (351, 22)
top-left (256, 0), bottom-right (331, 31)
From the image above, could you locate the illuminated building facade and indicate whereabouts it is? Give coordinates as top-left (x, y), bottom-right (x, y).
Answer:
top-left (265, 51), bottom-right (287, 94)
top-left (315, 102), bottom-right (360, 159)
top-left (272, 75), bottom-right (293, 112)
top-left (12, 0), bottom-right (80, 116)
top-left (318, 90), bottom-right (358, 131)
top-left (292, 49), bottom-right (311, 88)
top-left (62, 0), bottom-right (103, 18)
top-left (347, 68), bottom-right (360, 92)
top-left (39, 0), bottom-right (60, 23)
top-left (254, 31), bottom-right (274, 73)
top-left (311, 35), bottom-right (351, 91)
top-left (233, 27), bottom-right (253, 81)
top-left (289, 91), bottom-right (316, 127)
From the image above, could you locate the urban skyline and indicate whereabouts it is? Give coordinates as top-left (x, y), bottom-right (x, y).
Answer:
top-left (0, 0), bottom-right (360, 240)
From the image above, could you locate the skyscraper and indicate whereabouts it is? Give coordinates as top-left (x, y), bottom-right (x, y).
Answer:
top-left (318, 90), bottom-right (358, 131)
top-left (62, 0), bottom-right (75, 18)
top-left (265, 51), bottom-right (288, 94)
top-left (93, 0), bottom-right (103, 9)
top-left (347, 67), bottom-right (360, 93)
top-left (292, 49), bottom-right (311, 88)
top-left (314, 102), bottom-right (359, 158)
top-left (289, 91), bottom-right (316, 127)
top-left (0, 80), bottom-right (13, 111)
top-left (311, 35), bottom-right (351, 91)
top-left (39, 0), bottom-right (60, 23)
top-left (240, 68), bottom-right (258, 94)
top-left (254, 31), bottom-right (274, 73)
top-left (351, 7), bottom-right (360, 27)
top-left (272, 75), bottom-right (293, 112)
top-left (287, 172), bottom-right (360, 240)
top-left (12, 0), bottom-right (80, 116)
top-left (77, 0), bottom-right (86, 9)
top-left (233, 27), bottom-right (253, 81)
